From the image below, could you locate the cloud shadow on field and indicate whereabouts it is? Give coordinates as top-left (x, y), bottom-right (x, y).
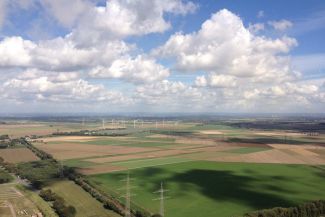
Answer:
top-left (167, 169), bottom-right (295, 210)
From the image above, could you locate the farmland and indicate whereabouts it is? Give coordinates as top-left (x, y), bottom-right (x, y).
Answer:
top-left (1, 116), bottom-right (325, 217)
top-left (33, 121), bottom-right (325, 175)
top-left (88, 161), bottom-right (325, 217)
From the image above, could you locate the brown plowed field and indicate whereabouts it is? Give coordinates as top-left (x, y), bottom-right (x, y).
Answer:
top-left (34, 142), bottom-right (160, 160)
top-left (0, 148), bottom-right (39, 163)
top-left (78, 164), bottom-right (126, 175)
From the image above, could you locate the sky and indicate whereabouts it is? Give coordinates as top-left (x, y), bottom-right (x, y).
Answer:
top-left (0, 0), bottom-right (324, 114)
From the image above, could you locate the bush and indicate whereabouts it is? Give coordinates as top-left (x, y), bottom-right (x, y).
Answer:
top-left (0, 170), bottom-right (13, 184)
top-left (135, 210), bottom-right (151, 217)
top-left (54, 199), bottom-right (76, 217)
top-left (39, 189), bottom-right (57, 201)
top-left (40, 189), bottom-right (76, 217)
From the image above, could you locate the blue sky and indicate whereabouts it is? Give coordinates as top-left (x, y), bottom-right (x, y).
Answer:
top-left (0, 0), bottom-right (324, 113)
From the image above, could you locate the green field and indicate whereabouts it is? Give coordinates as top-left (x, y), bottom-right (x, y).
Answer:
top-left (46, 180), bottom-right (120, 217)
top-left (88, 161), bottom-right (325, 217)
top-left (221, 147), bottom-right (271, 154)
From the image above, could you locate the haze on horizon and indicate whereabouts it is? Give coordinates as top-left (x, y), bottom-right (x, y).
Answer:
top-left (0, 0), bottom-right (324, 114)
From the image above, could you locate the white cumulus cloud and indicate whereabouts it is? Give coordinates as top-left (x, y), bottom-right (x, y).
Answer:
top-left (154, 9), bottom-right (298, 83)
top-left (268, 19), bottom-right (293, 31)
top-left (89, 55), bottom-right (169, 84)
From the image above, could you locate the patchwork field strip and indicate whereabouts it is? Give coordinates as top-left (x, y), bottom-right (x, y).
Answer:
top-left (36, 132), bottom-right (325, 176)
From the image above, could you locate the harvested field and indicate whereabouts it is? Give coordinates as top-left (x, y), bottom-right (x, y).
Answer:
top-left (85, 149), bottom-right (200, 164)
top-left (290, 148), bottom-right (319, 156)
top-left (0, 148), bottom-right (39, 163)
top-left (78, 164), bottom-right (126, 175)
top-left (254, 131), bottom-right (304, 137)
top-left (210, 149), bottom-right (325, 164)
top-left (280, 149), bottom-right (325, 164)
top-left (0, 124), bottom-right (54, 137)
top-left (198, 130), bottom-right (223, 135)
top-left (174, 137), bottom-right (216, 145)
top-left (41, 136), bottom-right (102, 142)
top-left (147, 134), bottom-right (176, 139)
top-left (34, 142), bottom-right (159, 160)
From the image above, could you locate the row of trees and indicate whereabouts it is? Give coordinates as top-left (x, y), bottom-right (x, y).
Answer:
top-left (244, 200), bottom-right (325, 217)
top-left (20, 138), bottom-right (54, 160)
top-left (40, 189), bottom-right (76, 217)
top-left (0, 158), bottom-right (13, 183)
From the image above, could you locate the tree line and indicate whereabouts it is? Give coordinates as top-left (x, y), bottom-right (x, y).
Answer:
top-left (244, 200), bottom-right (325, 217)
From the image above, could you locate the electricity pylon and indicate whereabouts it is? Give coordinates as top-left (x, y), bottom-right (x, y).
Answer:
top-left (120, 172), bottom-right (136, 217)
top-left (125, 173), bottom-right (131, 217)
top-left (153, 182), bottom-right (169, 217)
